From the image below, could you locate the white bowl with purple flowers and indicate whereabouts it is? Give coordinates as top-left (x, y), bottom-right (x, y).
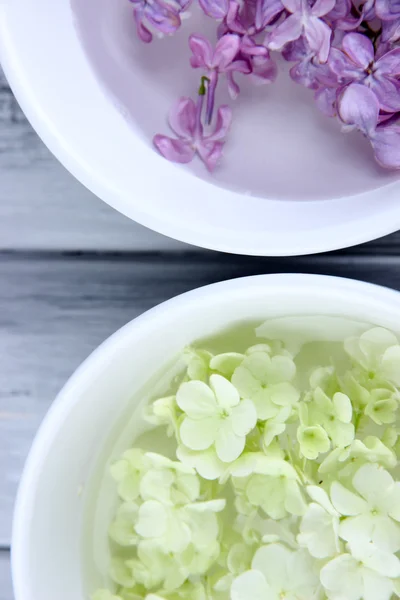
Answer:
top-left (1, 0), bottom-right (400, 254)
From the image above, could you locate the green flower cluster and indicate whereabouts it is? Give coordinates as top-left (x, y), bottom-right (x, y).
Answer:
top-left (93, 327), bottom-right (400, 600)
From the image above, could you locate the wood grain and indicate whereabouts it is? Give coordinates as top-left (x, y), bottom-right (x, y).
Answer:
top-left (0, 551), bottom-right (12, 600)
top-left (0, 69), bottom-right (184, 252)
top-left (1, 252), bottom-right (400, 547)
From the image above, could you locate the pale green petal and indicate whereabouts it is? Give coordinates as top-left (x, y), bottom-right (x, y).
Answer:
top-left (109, 502), bottom-right (139, 546)
top-left (252, 388), bottom-right (280, 420)
top-left (328, 421), bottom-right (355, 449)
top-left (186, 349), bottom-right (212, 381)
top-left (254, 457), bottom-right (298, 479)
top-left (352, 463), bottom-right (393, 505)
top-left (135, 500), bottom-right (167, 538)
top-left (269, 355), bottom-right (296, 384)
top-left (307, 485), bottom-right (337, 515)
top-left (180, 416), bottom-right (219, 451)
top-left (187, 498), bottom-right (226, 513)
top-left (173, 472), bottom-right (200, 504)
top-left (297, 425), bottom-right (330, 460)
top-left (231, 365), bottom-right (261, 398)
top-left (284, 479), bottom-right (307, 516)
top-left (210, 374), bottom-right (240, 410)
top-left (372, 515), bottom-right (400, 553)
top-left (333, 392), bottom-right (352, 423)
top-left (318, 447), bottom-right (348, 474)
top-left (263, 422), bottom-right (286, 447)
top-left (244, 352), bottom-right (274, 384)
top-left (110, 558), bottom-right (135, 588)
top-left (176, 381), bottom-right (218, 418)
top-left (176, 445), bottom-right (225, 480)
top-left (231, 400), bottom-right (257, 437)
top-left (140, 469), bottom-right (174, 503)
top-left (231, 570), bottom-right (270, 600)
top-left (381, 344), bottom-right (400, 385)
top-left (268, 382), bottom-right (300, 406)
top-left (227, 542), bottom-right (253, 574)
top-left (320, 555), bottom-right (362, 600)
top-left (215, 420), bottom-right (245, 463)
top-left (310, 366), bottom-right (335, 390)
top-left (366, 396), bottom-right (397, 425)
top-left (357, 542), bottom-right (400, 578)
top-left (387, 484), bottom-right (400, 521)
top-left (164, 510), bottom-right (192, 553)
top-left (362, 570), bottom-right (394, 600)
top-left (330, 482), bottom-right (367, 516)
top-left (246, 343), bottom-right (272, 355)
top-left (210, 353), bottom-right (245, 377)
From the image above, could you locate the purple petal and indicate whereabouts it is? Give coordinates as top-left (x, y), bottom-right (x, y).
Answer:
top-left (226, 72), bottom-right (240, 99)
top-left (329, 47), bottom-right (363, 80)
top-left (304, 16), bottom-right (332, 63)
top-left (375, 0), bottom-right (400, 20)
top-left (314, 86), bottom-right (338, 116)
top-left (376, 48), bottom-right (400, 76)
top-left (368, 76), bottom-right (400, 112)
top-left (213, 34), bottom-right (241, 70)
top-left (145, 1), bottom-right (181, 33)
top-left (338, 83), bottom-right (379, 135)
top-left (226, 59), bottom-right (252, 74)
top-left (133, 10), bottom-right (153, 43)
top-left (342, 33), bottom-right (374, 69)
top-left (312, 0), bottom-right (336, 17)
top-left (327, 0), bottom-right (351, 21)
top-left (197, 141), bottom-right (225, 172)
top-left (198, 0), bottom-right (229, 19)
top-left (250, 56), bottom-right (278, 84)
top-left (189, 35), bottom-right (213, 69)
top-left (290, 57), bottom-right (320, 89)
top-left (206, 105), bottom-right (232, 141)
top-left (168, 97), bottom-right (196, 138)
top-left (268, 14), bottom-right (303, 50)
top-left (372, 123), bottom-right (400, 169)
top-left (282, 37), bottom-right (310, 62)
top-left (240, 36), bottom-right (269, 57)
top-left (281, 0), bottom-right (302, 13)
top-left (153, 135), bottom-right (195, 163)
top-left (381, 19), bottom-right (400, 42)
top-left (225, 2), bottom-right (246, 34)
top-left (255, 0), bottom-right (284, 29)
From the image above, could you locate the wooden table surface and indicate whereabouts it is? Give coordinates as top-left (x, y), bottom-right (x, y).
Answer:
top-left (1, 66), bottom-right (400, 599)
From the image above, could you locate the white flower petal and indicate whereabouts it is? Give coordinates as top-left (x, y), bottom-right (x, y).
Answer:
top-left (231, 570), bottom-right (270, 600)
top-left (382, 345), bottom-right (400, 385)
top-left (231, 399), bottom-right (257, 437)
top-left (307, 485), bottom-right (337, 515)
top-left (358, 543), bottom-right (400, 578)
top-left (320, 555), bottom-right (363, 600)
top-left (386, 483), bottom-right (400, 521)
top-left (352, 464), bottom-right (393, 506)
top-left (331, 482), bottom-right (368, 516)
top-left (362, 569), bottom-right (394, 600)
top-left (209, 352), bottom-right (244, 377)
top-left (215, 420), bottom-right (245, 463)
top-left (299, 503), bottom-right (339, 558)
top-left (140, 469), bottom-right (174, 503)
top-left (176, 380), bottom-right (218, 418)
top-left (232, 365), bottom-right (261, 397)
top-left (339, 514), bottom-right (373, 547)
top-left (333, 392), bottom-right (353, 423)
top-left (285, 479), bottom-right (307, 516)
top-left (210, 374), bottom-right (240, 410)
top-left (180, 416), bottom-right (219, 451)
top-left (176, 445), bottom-right (225, 480)
top-left (251, 543), bottom-right (290, 587)
top-left (135, 500), bottom-right (167, 538)
top-left (372, 515), bottom-right (400, 553)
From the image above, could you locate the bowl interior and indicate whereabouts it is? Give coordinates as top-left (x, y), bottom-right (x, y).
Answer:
top-left (71, 0), bottom-right (398, 201)
top-left (12, 275), bottom-right (400, 600)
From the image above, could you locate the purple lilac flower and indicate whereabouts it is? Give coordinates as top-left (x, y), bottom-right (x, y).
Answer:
top-left (153, 88), bottom-right (232, 171)
top-left (283, 37), bottom-right (337, 88)
top-left (268, 0), bottom-right (336, 63)
top-left (189, 33), bottom-right (251, 121)
top-left (338, 82), bottom-right (400, 168)
top-left (129, 0), bottom-right (184, 43)
top-left (330, 32), bottom-right (400, 112)
top-left (199, 0), bottom-right (230, 19)
top-left (376, 0), bottom-right (400, 20)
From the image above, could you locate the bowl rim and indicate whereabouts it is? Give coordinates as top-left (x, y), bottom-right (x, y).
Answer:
top-left (2, 1), bottom-right (400, 256)
top-left (11, 273), bottom-right (400, 600)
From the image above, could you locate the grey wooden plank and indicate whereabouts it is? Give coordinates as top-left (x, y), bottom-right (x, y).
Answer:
top-left (0, 67), bottom-right (185, 251)
top-left (0, 551), bottom-right (12, 600)
top-left (2, 252), bottom-right (400, 545)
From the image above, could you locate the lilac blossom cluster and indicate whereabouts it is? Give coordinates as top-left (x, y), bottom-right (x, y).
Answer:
top-left (129, 0), bottom-right (400, 171)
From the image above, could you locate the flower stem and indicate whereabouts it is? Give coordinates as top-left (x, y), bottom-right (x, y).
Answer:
top-left (206, 71), bottom-right (218, 124)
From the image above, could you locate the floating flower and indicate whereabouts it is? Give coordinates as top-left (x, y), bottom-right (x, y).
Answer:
top-left (319, 435), bottom-right (397, 475)
top-left (110, 449), bottom-right (150, 502)
top-left (308, 387), bottom-right (355, 448)
top-left (338, 83), bottom-right (400, 169)
top-left (145, 395), bottom-right (180, 437)
top-left (129, 0), bottom-right (182, 43)
top-left (298, 485), bottom-right (341, 558)
top-left (139, 453), bottom-right (200, 505)
top-left (269, 0), bottom-right (335, 63)
top-left (231, 543), bottom-right (321, 600)
top-left (176, 374), bottom-right (257, 464)
top-left (330, 463), bottom-right (400, 553)
top-left (297, 404), bottom-right (331, 459)
top-left (109, 502), bottom-right (139, 546)
top-left (154, 93), bottom-right (232, 172)
top-left (330, 33), bottom-right (400, 112)
top-left (320, 541), bottom-right (400, 600)
top-left (344, 327), bottom-right (400, 385)
top-left (231, 349), bottom-right (298, 420)
top-left (364, 387), bottom-right (399, 425)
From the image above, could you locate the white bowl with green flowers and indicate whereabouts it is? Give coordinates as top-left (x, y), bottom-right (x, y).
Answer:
top-left (12, 274), bottom-right (400, 600)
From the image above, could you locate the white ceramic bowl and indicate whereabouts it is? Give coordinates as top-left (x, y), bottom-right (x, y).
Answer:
top-left (11, 273), bottom-right (400, 600)
top-left (1, 1), bottom-right (400, 255)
